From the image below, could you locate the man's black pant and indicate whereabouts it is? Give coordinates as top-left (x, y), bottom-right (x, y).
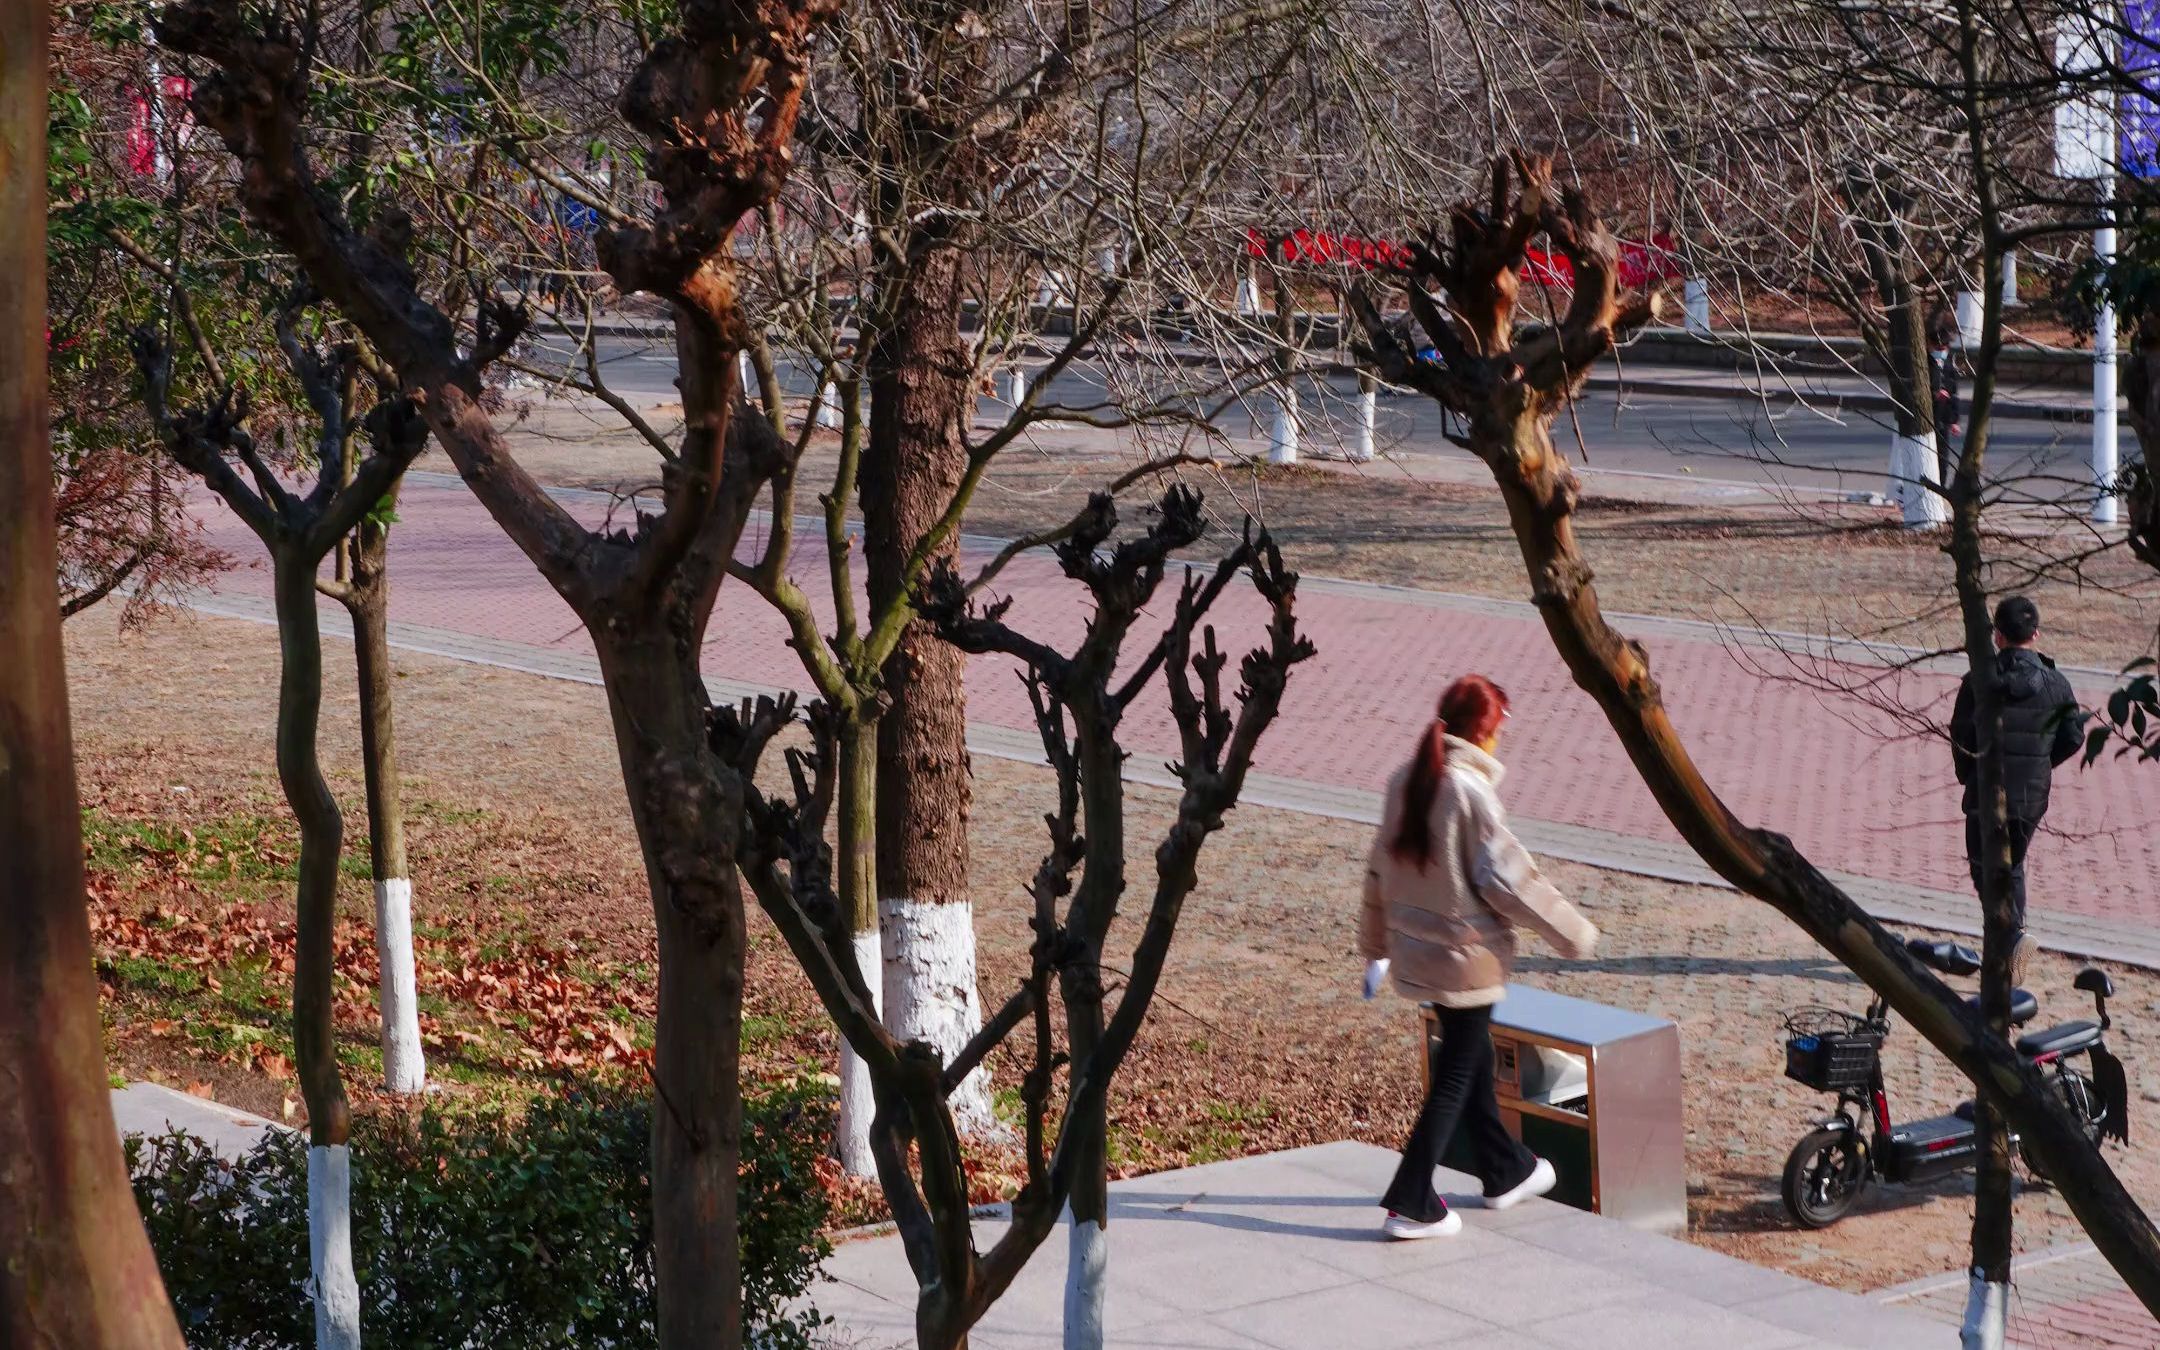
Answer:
top-left (1381, 1004), bottom-right (1535, 1223)
top-left (1964, 813), bottom-right (2038, 930)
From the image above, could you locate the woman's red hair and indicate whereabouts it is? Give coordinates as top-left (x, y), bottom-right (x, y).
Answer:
top-left (1388, 675), bottom-right (1510, 868)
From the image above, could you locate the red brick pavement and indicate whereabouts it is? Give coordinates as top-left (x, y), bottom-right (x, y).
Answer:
top-left (190, 477), bottom-right (2160, 931)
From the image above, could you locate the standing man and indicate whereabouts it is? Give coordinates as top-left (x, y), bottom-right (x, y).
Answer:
top-left (1928, 306), bottom-right (1961, 488)
top-left (1950, 596), bottom-right (2082, 984)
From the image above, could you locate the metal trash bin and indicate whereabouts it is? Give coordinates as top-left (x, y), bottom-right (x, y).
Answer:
top-left (1423, 984), bottom-right (1684, 1232)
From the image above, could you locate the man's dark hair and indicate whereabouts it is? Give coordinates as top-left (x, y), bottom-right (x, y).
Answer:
top-left (1994, 595), bottom-right (2040, 645)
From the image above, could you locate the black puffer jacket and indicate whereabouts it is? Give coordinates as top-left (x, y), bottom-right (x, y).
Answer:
top-left (1950, 647), bottom-right (2082, 819)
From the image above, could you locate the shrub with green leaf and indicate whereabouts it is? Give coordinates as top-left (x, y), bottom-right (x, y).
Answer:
top-left (128, 1084), bottom-right (832, 1348)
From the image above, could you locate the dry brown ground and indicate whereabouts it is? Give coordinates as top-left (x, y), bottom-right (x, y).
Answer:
top-left (65, 605), bottom-right (2160, 1297)
top-left (459, 399), bottom-right (2160, 668)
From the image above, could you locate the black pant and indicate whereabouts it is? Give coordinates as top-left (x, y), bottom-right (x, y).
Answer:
top-left (1964, 813), bottom-right (2038, 931)
top-left (1381, 1004), bottom-right (1535, 1223)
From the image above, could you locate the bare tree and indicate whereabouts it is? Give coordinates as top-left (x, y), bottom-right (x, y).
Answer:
top-left (721, 486), bottom-right (1313, 1350)
top-left (318, 458), bottom-right (427, 1096)
top-left (151, 0), bottom-right (835, 1340)
top-left (0, 3), bottom-right (187, 1338)
top-left (1347, 151), bottom-right (2160, 1322)
top-left (134, 301), bottom-right (429, 1350)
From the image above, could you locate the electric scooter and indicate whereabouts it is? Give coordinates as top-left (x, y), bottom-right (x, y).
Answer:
top-left (1779, 935), bottom-right (2129, 1228)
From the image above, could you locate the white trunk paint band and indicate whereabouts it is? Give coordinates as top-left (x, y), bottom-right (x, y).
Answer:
top-left (375, 878), bottom-right (426, 1095)
top-left (881, 897), bottom-right (995, 1134)
top-left (309, 1144), bottom-right (363, 1350)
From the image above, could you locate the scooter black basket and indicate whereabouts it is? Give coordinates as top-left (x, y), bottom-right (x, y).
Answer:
top-left (1782, 1007), bottom-right (1883, 1092)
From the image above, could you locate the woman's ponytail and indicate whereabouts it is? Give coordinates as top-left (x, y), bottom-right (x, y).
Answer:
top-left (1386, 675), bottom-right (1510, 869)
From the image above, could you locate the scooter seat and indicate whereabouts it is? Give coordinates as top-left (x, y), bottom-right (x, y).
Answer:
top-left (2017, 1019), bottom-right (2102, 1060)
top-left (1963, 989), bottom-right (2039, 1026)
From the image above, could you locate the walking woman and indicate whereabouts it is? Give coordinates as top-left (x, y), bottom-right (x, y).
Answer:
top-left (1359, 675), bottom-right (1599, 1239)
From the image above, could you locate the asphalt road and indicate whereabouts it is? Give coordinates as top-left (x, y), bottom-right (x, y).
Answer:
top-left (530, 332), bottom-right (2096, 501)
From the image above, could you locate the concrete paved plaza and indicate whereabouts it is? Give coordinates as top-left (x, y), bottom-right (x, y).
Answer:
top-left (812, 1142), bottom-right (1950, 1349)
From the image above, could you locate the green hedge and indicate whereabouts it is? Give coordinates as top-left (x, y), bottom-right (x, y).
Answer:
top-left (128, 1085), bottom-right (832, 1348)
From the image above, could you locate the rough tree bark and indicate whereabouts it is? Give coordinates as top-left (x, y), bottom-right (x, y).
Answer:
top-left (155, 1), bottom-right (834, 1340)
top-left (841, 0), bottom-right (1101, 1143)
top-left (1349, 153), bottom-right (2160, 1320)
top-left (136, 315), bottom-right (429, 1350)
top-left (863, 239), bottom-right (990, 1134)
top-left (0, 7), bottom-right (187, 1337)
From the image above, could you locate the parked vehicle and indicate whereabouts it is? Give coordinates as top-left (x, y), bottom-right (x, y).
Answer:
top-left (1779, 935), bottom-right (2128, 1228)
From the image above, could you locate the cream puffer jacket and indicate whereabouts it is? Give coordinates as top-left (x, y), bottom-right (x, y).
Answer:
top-left (1358, 736), bottom-right (1598, 1007)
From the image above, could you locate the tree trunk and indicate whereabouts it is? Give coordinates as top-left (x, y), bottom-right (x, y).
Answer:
top-left (0, 5), bottom-right (187, 1332)
top-left (270, 554), bottom-right (361, 1350)
top-left (836, 711), bottom-right (883, 1175)
top-left (591, 638), bottom-right (746, 1350)
top-left (341, 522), bottom-right (425, 1095)
top-left (863, 243), bottom-right (991, 1133)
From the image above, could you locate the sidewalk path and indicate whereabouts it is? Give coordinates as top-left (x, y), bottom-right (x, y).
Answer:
top-left (1883, 1243), bottom-right (2153, 1349)
top-left (818, 1141), bottom-right (1951, 1348)
top-left (183, 472), bottom-right (2160, 963)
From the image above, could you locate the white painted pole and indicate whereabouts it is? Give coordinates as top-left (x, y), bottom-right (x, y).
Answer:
top-left (1266, 386), bottom-right (1299, 465)
top-left (1350, 372), bottom-right (1378, 462)
top-left (1682, 278), bottom-right (1711, 335)
top-left (2096, 196), bottom-right (2121, 525)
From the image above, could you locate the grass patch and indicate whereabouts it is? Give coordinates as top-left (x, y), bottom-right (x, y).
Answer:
top-left (741, 1013), bottom-right (792, 1046)
top-left (82, 809), bottom-right (298, 885)
top-left (102, 954), bottom-right (203, 997)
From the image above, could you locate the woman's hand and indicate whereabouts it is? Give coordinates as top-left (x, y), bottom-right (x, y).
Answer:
top-left (1362, 958), bottom-right (1391, 1000)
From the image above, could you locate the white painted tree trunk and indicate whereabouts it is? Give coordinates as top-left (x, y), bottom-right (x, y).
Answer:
top-left (812, 380), bottom-right (843, 430)
top-left (1063, 1208), bottom-right (1107, 1350)
top-left (1236, 276), bottom-right (1262, 316)
top-left (2001, 250), bottom-right (2020, 307)
top-left (1004, 366), bottom-right (1029, 405)
top-left (1682, 278), bottom-right (1711, 335)
top-left (308, 1145), bottom-right (363, 1350)
top-left (881, 897), bottom-right (994, 1133)
top-left (1889, 432), bottom-right (1949, 527)
top-left (1349, 374), bottom-right (1377, 462)
top-left (1956, 290), bottom-right (1984, 348)
top-left (1035, 271), bottom-right (1071, 308)
top-left (737, 347), bottom-right (755, 394)
top-left (1266, 387), bottom-right (1299, 465)
top-left (374, 878), bottom-right (425, 1094)
top-left (1959, 1271), bottom-right (2007, 1350)
top-left (836, 928), bottom-right (883, 1176)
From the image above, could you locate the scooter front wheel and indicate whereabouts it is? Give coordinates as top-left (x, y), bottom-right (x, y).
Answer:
top-left (1782, 1126), bottom-right (1868, 1228)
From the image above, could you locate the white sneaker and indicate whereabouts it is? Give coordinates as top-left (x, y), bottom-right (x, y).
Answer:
top-left (1484, 1157), bottom-right (1557, 1212)
top-left (1382, 1210), bottom-right (1463, 1240)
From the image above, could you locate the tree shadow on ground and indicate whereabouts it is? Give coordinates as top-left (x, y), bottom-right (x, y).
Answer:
top-left (1516, 953), bottom-right (1864, 985)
